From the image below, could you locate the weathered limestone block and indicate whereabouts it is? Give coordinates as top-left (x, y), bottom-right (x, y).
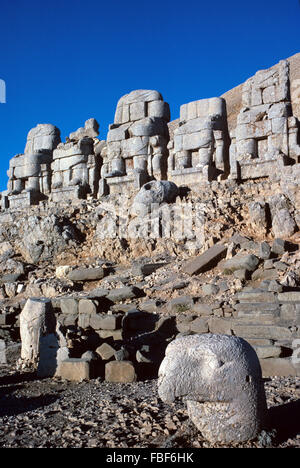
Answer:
top-left (105, 361), bottom-right (137, 383)
top-left (96, 343), bottom-right (115, 361)
top-left (57, 358), bottom-right (91, 381)
top-left (101, 90), bottom-right (170, 195)
top-left (168, 97), bottom-right (229, 184)
top-left (158, 334), bottom-right (267, 443)
top-left (7, 124), bottom-right (61, 207)
top-left (19, 298), bottom-right (56, 368)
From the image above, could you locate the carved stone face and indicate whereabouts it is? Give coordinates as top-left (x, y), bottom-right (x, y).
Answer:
top-left (131, 180), bottom-right (179, 216)
top-left (158, 334), bottom-right (267, 443)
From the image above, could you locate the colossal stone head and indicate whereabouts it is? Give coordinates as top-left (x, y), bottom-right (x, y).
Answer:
top-left (158, 334), bottom-right (267, 443)
top-left (131, 180), bottom-right (179, 216)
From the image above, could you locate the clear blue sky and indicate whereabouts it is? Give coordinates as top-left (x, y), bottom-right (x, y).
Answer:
top-left (0, 0), bottom-right (299, 191)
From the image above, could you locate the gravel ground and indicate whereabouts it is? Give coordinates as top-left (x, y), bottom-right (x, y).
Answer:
top-left (0, 364), bottom-right (299, 448)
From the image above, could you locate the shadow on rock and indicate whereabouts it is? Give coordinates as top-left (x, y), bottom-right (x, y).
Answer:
top-left (0, 391), bottom-right (59, 417)
top-left (268, 399), bottom-right (300, 444)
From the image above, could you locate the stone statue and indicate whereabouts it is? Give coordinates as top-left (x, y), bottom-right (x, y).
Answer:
top-left (100, 90), bottom-right (170, 196)
top-left (7, 124), bottom-right (61, 207)
top-left (51, 118), bottom-right (102, 201)
top-left (158, 334), bottom-right (267, 443)
top-left (168, 97), bottom-right (229, 185)
top-left (230, 60), bottom-right (300, 179)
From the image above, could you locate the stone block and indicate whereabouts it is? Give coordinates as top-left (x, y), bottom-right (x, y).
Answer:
top-left (96, 343), bottom-right (115, 361)
top-left (208, 317), bottom-right (233, 335)
top-left (182, 244), bottom-right (227, 276)
top-left (191, 303), bottom-right (213, 315)
top-left (132, 262), bottom-right (166, 277)
top-left (147, 100), bottom-right (170, 121)
top-left (78, 299), bottom-right (99, 315)
top-left (106, 286), bottom-right (142, 303)
top-left (105, 361), bottom-right (137, 383)
top-left (78, 314), bottom-right (90, 329)
top-left (251, 269), bottom-right (278, 281)
top-left (60, 298), bottom-right (78, 315)
top-left (57, 359), bottom-right (90, 381)
top-left (190, 317), bottom-right (209, 334)
top-left (90, 314), bottom-right (121, 330)
top-left (260, 358), bottom-right (298, 377)
top-left (271, 238), bottom-right (286, 255)
top-left (130, 102), bottom-right (146, 121)
top-left (280, 304), bottom-right (299, 321)
top-left (254, 346), bottom-right (281, 359)
top-left (59, 314), bottom-right (78, 327)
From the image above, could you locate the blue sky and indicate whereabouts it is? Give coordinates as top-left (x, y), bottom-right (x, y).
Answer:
top-left (0, 0), bottom-right (299, 191)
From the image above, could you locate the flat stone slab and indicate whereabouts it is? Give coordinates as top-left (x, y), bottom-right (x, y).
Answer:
top-left (182, 244), bottom-right (227, 276)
